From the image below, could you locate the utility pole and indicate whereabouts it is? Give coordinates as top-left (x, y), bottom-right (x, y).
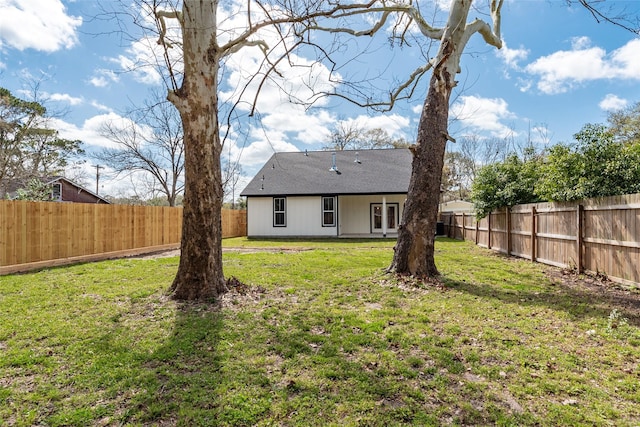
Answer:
top-left (94, 165), bottom-right (104, 195)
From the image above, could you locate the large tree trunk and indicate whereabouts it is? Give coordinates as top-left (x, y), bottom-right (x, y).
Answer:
top-left (389, 72), bottom-right (452, 277)
top-left (168, 1), bottom-right (227, 300)
top-left (389, 1), bottom-right (472, 278)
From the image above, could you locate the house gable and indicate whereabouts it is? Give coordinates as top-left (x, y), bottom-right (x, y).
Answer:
top-left (47, 177), bottom-right (110, 204)
top-left (3, 176), bottom-right (110, 204)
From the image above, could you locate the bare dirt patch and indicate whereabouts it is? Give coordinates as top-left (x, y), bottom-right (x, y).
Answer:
top-left (545, 267), bottom-right (640, 325)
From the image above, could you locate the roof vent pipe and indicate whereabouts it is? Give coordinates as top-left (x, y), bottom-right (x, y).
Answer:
top-left (354, 152), bottom-right (361, 164)
top-left (329, 151), bottom-right (338, 172)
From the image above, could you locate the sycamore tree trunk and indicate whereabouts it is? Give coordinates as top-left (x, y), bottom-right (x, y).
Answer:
top-left (389, 70), bottom-right (452, 277)
top-left (389, 0), bottom-right (501, 277)
top-left (168, 1), bottom-right (227, 300)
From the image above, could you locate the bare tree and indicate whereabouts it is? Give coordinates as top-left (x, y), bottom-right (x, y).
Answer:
top-left (315, 0), bottom-right (638, 278)
top-left (324, 122), bottom-right (408, 151)
top-left (97, 91), bottom-right (184, 206)
top-left (387, 1), bottom-right (503, 276)
top-left (607, 101), bottom-right (640, 144)
top-left (120, 0), bottom-right (637, 295)
top-left (325, 121), bottom-right (364, 151)
top-left (149, 0), bottom-right (386, 299)
top-left (567, 0), bottom-right (640, 35)
top-left (222, 156), bottom-right (242, 208)
top-left (441, 150), bottom-right (475, 202)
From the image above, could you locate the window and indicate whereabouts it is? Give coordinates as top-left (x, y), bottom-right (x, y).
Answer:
top-left (371, 203), bottom-right (399, 232)
top-left (273, 197), bottom-right (286, 227)
top-left (322, 196), bottom-right (336, 227)
top-left (51, 183), bottom-right (62, 201)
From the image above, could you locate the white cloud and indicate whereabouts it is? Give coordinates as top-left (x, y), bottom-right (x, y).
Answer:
top-left (434, 0), bottom-right (451, 12)
top-left (497, 42), bottom-right (529, 70)
top-left (335, 114), bottom-right (411, 138)
top-left (220, 42), bottom-right (339, 113)
top-left (89, 69), bottom-right (119, 88)
top-left (89, 76), bottom-right (109, 88)
top-left (609, 39), bottom-right (640, 79)
top-left (599, 94), bottom-right (628, 111)
top-left (450, 95), bottom-right (516, 138)
top-left (96, 1), bottom-right (182, 87)
top-left (50, 113), bottom-right (138, 149)
top-left (261, 107), bottom-right (334, 145)
top-left (212, 1), bottom-right (347, 168)
top-left (525, 38), bottom-right (640, 94)
top-left (0, 0), bottom-right (81, 52)
top-left (110, 36), bottom-right (166, 85)
top-left (570, 36), bottom-right (591, 50)
top-left (234, 135), bottom-right (300, 168)
top-left (90, 101), bottom-right (114, 113)
top-left (49, 93), bottom-right (83, 106)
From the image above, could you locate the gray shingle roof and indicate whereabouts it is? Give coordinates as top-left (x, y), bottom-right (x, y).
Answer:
top-left (240, 149), bottom-right (412, 196)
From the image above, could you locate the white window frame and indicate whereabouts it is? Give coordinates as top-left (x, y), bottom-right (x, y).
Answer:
top-left (371, 203), bottom-right (399, 232)
top-left (321, 196), bottom-right (336, 227)
top-left (51, 183), bottom-right (62, 201)
top-left (273, 197), bottom-right (286, 227)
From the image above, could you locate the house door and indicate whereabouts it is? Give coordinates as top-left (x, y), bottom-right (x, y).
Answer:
top-left (371, 204), bottom-right (398, 234)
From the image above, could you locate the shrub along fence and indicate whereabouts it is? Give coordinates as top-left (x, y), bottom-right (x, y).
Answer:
top-left (441, 193), bottom-right (640, 288)
top-left (0, 200), bottom-right (246, 274)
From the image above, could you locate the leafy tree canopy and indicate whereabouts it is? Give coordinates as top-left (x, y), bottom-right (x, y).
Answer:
top-left (536, 123), bottom-right (640, 201)
top-left (471, 119), bottom-right (640, 218)
top-left (0, 87), bottom-right (83, 199)
top-left (471, 153), bottom-right (542, 218)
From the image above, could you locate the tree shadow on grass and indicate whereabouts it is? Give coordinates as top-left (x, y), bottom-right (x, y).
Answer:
top-left (114, 301), bottom-right (227, 425)
top-left (108, 292), bottom-right (533, 426)
top-left (442, 266), bottom-right (640, 328)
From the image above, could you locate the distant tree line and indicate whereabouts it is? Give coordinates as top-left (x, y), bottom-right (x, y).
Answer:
top-left (471, 102), bottom-right (640, 218)
top-left (323, 123), bottom-right (409, 151)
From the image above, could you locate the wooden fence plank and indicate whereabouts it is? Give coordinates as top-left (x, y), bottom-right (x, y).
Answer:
top-left (0, 201), bottom-right (245, 272)
top-left (441, 193), bottom-right (640, 287)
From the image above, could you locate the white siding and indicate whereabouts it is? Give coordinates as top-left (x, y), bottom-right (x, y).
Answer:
top-left (338, 194), bottom-right (406, 235)
top-left (247, 194), bottom-right (406, 237)
top-left (247, 196), bottom-right (338, 237)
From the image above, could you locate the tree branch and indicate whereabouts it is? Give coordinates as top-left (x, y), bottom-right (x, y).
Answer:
top-left (571, 0), bottom-right (640, 35)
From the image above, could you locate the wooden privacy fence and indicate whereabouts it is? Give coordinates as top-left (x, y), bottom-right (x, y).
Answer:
top-left (0, 200), bottom-right (247, 274)
top-left (221, 208), bottom-right (247, 239)
top-left (441, 193), bottom-right (640, 288)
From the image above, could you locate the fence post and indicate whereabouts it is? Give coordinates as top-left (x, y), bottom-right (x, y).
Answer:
top-left (531, 207), bottom-right (537, 262)
top-left (576, 204), bottom-right (583, 273)
top-left (487, 212), bottom-right (492, 249)
top-left (461, 212), bottom-right (465, 241)
top-left (475, 215), bottom-right (479, 245)
top-left (506, 207), bottom-right (512, 256)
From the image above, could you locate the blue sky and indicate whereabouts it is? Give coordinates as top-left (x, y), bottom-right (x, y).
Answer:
top-left (1, 0), bottom-right (639, 197)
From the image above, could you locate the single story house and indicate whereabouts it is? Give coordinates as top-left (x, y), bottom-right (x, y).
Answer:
top-left (3, 176), bottom-right (110, 204)
top-left (240, 149), bottom-right (411, 238)
top-left (47, 176), bottom-right (110, 204)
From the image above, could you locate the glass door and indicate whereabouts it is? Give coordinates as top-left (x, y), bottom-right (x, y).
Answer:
top-left (371, 204), bottom-right (398, 233)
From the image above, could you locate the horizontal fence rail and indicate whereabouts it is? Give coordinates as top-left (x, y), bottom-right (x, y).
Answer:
top-left (441, 193), bottom-right (640, 288)
top-left (0, 201), bottom-right (247, 274)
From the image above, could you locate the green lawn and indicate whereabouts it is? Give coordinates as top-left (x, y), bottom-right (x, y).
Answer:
top-left (1, 238), bottom-right (639, 426)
